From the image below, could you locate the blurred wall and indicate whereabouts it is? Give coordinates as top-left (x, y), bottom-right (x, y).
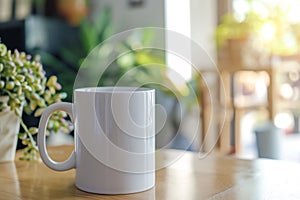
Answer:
top-left (190, 0), bottom-right (217, 69)
top-left (90, 0), bottom-right (165, 31)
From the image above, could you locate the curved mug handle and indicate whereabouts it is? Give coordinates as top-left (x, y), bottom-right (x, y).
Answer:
top-left (38, 102), bottom-right (76, 171)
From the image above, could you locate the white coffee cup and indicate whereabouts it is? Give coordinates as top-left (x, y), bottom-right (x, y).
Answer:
top-left (38, 87), bottom-right (155, 194)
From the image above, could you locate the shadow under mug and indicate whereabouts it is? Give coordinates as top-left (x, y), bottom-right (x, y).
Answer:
top-left (38, 87), bottom-right (155, 194)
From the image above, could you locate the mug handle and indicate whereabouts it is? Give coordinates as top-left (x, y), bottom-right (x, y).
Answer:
top-left (38, 102), bottom-right (76, 171)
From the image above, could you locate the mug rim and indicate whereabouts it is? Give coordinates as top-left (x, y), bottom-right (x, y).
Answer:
top-left (75, 87), bottom-right (154, 93)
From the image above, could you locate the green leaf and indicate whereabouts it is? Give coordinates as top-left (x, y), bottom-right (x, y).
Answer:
top-left (29, 127), bottom-right (38, 135)
top-left (34, 108), bottom-right (44, 117)
top-left (142, 29), bottom-right (154, 46)
top-left (29, 100), bottom-right (37, 111)
top-left (80, 20), bottom-right (98, 52)
top-left (0, 43), bottom-right (7, 56)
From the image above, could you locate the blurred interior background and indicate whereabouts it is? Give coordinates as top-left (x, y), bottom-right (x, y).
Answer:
top-left (1, 0), bottom-right (300, 163)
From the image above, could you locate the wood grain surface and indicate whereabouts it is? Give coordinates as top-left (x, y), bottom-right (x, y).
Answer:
top-left (0, 145), bottom-right (300, 200)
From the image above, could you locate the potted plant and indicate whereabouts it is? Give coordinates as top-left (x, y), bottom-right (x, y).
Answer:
top-left (215, 10), bottom-right (266, 69)
top-left (216, 1), bottom-right (300, 68)
top-left (0, 41), bottom-right (71, 161)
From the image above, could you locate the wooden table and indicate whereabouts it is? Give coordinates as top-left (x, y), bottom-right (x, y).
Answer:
top-left (1, 145), bottom-right (300, 200)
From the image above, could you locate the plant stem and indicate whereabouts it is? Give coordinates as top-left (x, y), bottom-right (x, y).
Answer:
top-left (19, 117), bottom-right (38, 151)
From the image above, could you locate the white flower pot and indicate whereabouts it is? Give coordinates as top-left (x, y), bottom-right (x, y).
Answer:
top-left (0, 96), bottom-right (21, 162)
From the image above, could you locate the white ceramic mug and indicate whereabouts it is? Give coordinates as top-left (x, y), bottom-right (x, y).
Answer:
top-left (38, 87), bottom-right (155, 194)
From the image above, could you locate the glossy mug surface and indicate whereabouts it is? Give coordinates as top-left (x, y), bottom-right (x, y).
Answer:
top-left (38, 87), bottom-right (155, 194)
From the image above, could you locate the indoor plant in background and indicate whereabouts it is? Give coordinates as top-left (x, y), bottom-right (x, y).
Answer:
top-left (0, 41), bottom-right (71, 162)
top-left (215, 10), bottom-right (267, 68)
top-left (36, 8), bottom-right (200, 150)
top-left (215, 0), bottom-right (300, 68)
